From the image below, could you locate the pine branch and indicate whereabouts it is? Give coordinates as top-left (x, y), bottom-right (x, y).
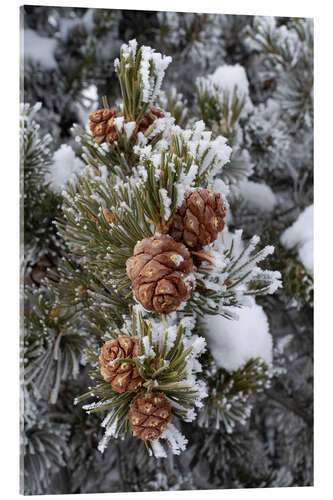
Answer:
top-left (265, 388), bottom-right (312, 428)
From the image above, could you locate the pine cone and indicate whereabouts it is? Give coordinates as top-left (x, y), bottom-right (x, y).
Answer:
top-left (169, 188), bottom-right (227, 251)
top-left (128, 392), bottom-right (172, 441)
top-left (88, 108), bottom-right (121, 145)
top-left (126, 234), bottom-right (195, 314)
top-left (138, 106), bottom-right (165, 134)
top-left (99, 336), bottom-right (143, 393)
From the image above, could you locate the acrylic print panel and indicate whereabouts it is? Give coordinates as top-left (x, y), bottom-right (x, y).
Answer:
top-left (21, 4), bottom-right (313, 495)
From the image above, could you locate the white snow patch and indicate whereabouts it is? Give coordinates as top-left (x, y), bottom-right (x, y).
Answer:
top-left (238, 180), bottom-right (277, 212)
top-left (212, 178), bottom-right (230, 201)
top-left (204, 297), bottom-right (273, 372)
top-left (23, 29), bottom-right (57, 69)
top-left (212, 65), bottom-right (251, 98)
top-left (124, 121), bottom-right (137, 140)
top-left (197, 64), bottom-right (253, 118)
top-left (47, 145), bottom-right (84, 193)
top-left (280, 204), bottom-right (313, 274)
top-left (81, 84), bottom-right (98, 109)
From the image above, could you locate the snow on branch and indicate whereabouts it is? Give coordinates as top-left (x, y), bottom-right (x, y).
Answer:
top-left (150, 424), bottom-right (188, 458)
top-left (114, 39), bottom-right (172, 120)
top-left (47, 145), bottom-right (84, 193)
top-left (196, 64), bottom-right (253, 127)
top-left (131, 121), bottom-right (231, 225)
top-left (186, 229), bottom-right (282, 318)
top-left (77, 309), bottom-right (208, 455)
top-left (139, 45), bottom-right (172, 104)
top-left (280, 204), bottom-right (313, 275)
top-left (204, 298), bottom-right (273, 372)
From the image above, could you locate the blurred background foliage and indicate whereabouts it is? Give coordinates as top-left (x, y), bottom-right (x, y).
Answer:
top-left (21, 6), bottom-right (313, 494)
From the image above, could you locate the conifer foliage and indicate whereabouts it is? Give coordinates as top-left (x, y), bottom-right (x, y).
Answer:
top-left (21, 8), bottom-right (313, 494)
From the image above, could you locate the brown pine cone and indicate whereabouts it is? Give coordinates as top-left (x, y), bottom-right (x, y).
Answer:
top-left (128, 392), bottom-right (172, 441)
top-left (169, 188), bottom-right (227, 251)
top-left (88, 108), bottom-right (121, 145)
top-left (138, 106), bottom-right (165, 134)
top-left (99, 335), bottom-right (143, 393)
top-left (126, 234), bottom-right (195, 315)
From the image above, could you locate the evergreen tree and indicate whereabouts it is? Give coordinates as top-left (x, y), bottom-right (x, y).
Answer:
top-left (21, 8), bottom-right (313, 494)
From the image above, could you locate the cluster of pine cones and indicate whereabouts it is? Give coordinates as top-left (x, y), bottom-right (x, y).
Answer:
top-left (126, 188), bottom-right (227, 315)
top-left (92, 104), bottom-right (228, 442)
top-left (98, 190), bottom-right (226, 442)
top-left (99, 335), bottom-right (172, 441)
top-left (89, 105), bottom-right (164, 147)
top-left (89, 105), bottom-right (227, 315)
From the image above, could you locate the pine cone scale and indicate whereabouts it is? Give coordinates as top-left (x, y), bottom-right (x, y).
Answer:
top-left (135, 260), bottom-right (170, 284)
top-left (153, 295), bottom-right (177, 314)
top-left (155, 278), bottom-right (177, 295)
top-left (126, 254), bottom-right (152, 281)
top-left (112, 372), bottom-right (132, 392)
top-left (186, 190), bottom-right (205, 220)
top-left (136, 282), bottom-right (156, 308)
top-left (184, 208), bottom-right (200, 235)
